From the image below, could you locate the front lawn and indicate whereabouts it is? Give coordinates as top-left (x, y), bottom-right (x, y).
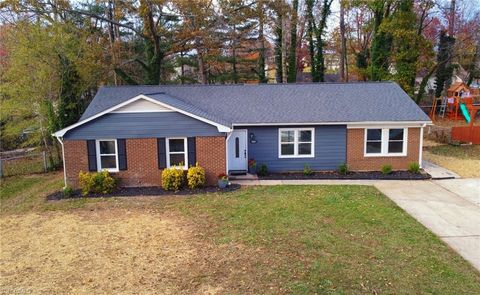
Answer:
top-left (1, 175), bottom-right (479, 293)
top-left (180, 185), bottom-right (480, 294)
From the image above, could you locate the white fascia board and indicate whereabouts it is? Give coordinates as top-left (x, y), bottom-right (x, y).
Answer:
top-left (347, 121), bottom-right (431, 129)
top-left (53, 94), bottom-right (231, 137)
top-left (232, 121), bottom-right (431, 128)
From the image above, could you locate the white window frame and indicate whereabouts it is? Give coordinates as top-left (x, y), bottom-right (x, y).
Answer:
top-left (364, 128), bottom-right (408, 157)
top-left (278, 128), bottom-right (315, 158)
top-left (95, 139), bottom-right (119, 172)
top-left (166, 137), bottom-right (188, 169)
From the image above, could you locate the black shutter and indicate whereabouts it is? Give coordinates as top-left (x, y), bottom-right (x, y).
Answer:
top-left (187, 137), bottom-right (196, 167)
top-left (117, 139), bottom-right (127, 170)
top-left (157, 138), bottom-right (167, 169)
top-left (87, 140), bottom-right (97, 172)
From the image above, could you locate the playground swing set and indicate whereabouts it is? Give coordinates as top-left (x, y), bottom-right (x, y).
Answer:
top-left (429, 82), bottom-right (480, 144)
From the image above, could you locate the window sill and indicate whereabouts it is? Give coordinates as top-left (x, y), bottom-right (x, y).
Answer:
top-left (278, 155), bottom-right (315, 159)
top-left (364, 153), bottom-right (407, 158)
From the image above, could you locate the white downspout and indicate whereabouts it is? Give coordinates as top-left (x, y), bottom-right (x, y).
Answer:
top-left (55, 136), bottom-right (67, 189)
top-left (419, 124), bottom-right (425, 168)
top-left (225, 131), bottom-right (233, 174)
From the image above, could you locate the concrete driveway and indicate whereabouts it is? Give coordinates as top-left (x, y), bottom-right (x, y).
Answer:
top-left (374, 179), bottom-right (480, 271)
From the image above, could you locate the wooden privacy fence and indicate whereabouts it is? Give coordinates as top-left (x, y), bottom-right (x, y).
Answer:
top-left (451, 126), bottom-right (480, 144)
top-left (0, 151), bottom-right (48, 178)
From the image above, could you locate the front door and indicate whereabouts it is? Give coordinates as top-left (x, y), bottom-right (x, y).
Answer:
top-left (228, 129), bottom-right (248, 171)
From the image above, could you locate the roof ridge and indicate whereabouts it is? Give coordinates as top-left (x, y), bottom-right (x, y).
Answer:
top-left (100, 81), bottom-right (396, 88)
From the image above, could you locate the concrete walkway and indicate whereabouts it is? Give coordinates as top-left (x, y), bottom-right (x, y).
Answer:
top-left (435, 178), bottom-right (480, 206)
top-left (374, 180), bottom-right (480, 271)
top-left (422, 160), bottom-right (460, 179)
top-left (232, 178), bottom-right (480, 271)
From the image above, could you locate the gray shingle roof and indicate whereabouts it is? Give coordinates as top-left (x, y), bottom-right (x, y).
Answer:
top-left (80, 82), bottom-right (430, 126)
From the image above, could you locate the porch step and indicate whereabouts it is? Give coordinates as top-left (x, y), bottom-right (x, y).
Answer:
top-left (228, 173), bottom-right (258, 180)
top-left (229, 170), bottom-right (247, 176)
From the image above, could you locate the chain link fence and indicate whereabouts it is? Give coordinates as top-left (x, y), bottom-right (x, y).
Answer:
top-left (0, 149), bottom-right (58, 178)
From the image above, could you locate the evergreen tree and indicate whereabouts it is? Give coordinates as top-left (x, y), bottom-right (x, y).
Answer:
top-left (434, 30), bottom-right (456, 97)
top-left (57, 54), bottom-right (84, 128)
top-left (369, 0), bottom-right (393, 81)
top-left (390, 0), bottom-right (420, 96)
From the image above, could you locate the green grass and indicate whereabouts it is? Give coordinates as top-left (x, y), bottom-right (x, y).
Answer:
top-left (0, 173), bottom-right (72, 214)
top-left (180, 185), bottom-right (480, 294)
top-left (426, 144), bottom-right (480, 160)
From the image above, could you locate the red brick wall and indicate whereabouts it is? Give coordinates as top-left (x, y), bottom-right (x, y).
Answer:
top-left (63, 136), bottom-right (226, 188)
top-left (346, 127), bottom-right (421, 171)
top-left (117, 138), bottom-right (161, 187)
top-left (64, 140), bottom-right (89, 188)
top-left (196, 136), bottom-right (227, 185)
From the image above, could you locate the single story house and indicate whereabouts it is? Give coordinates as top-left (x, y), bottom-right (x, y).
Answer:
top-left (54, 82), bottom-right (431, 187)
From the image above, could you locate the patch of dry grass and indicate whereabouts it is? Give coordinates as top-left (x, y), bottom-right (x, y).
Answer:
top-left (423, 151), bottom-right (480, 178)
top-left (0, 208), bottom-right (277, 294)
top-left (423, 143), bottom-right (480, 178)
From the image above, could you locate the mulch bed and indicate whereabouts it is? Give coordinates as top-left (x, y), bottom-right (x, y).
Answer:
top-left (47, 184), bottom-right (241, 201)
top-left (259, 170), bottom-right (430, 180)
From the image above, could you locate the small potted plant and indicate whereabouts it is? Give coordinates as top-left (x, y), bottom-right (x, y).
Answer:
top-left (217, 173), bottom-right (229, 189)
top-left (248, 159), bottom-right (257, 174)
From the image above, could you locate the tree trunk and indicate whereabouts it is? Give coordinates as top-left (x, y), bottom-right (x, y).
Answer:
top-left (339, 0), bottom-right (347, 81)
top-left (281, 17), bottom-right (288, 83)
top-left (287, 0), bottom-right (298, 83)
top-left (448, 0), bottom-right (456, 37)
top-left (274, 13), bottom-right (283, 83)
top-left (197, 49), bottom-right (207, 84)
top-left (258, 9), bottom-right (267, 83)
top-left (232, 24), bottom-right (238, 84)
top-left (306, 0), bottom-right (316, 81)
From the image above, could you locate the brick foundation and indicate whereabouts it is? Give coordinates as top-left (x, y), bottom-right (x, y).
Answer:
top-left (346, 127), bottom-right (421, 171)
top-left (63, 136), bottom-right (226, 188)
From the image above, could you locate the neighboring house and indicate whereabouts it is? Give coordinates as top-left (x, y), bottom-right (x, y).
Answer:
top-left (53, 82), bottom-right (431, 187)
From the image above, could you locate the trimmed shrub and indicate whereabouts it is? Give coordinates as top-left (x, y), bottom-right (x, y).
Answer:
top-left (381, 164), bottom-right (393, 175)
top-left (257, 164), bottom-right (268, 176)
top-left (63, 186), bottom-right (74, 198)
top-left (408, 162), bottom-right (421, 174)
top-left (187, 163), bottom-right (206, 189)
top-left (337, 163), bottom-right (349, 175)
top-left (162, 166), bottom-right (185, 191)
top-left (78, 170), bottom-right (116, 196)
top-left (303, 164), bottom-right (313, 176)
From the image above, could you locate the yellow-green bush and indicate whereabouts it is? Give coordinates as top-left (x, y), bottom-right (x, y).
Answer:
top-left (161, 166), bottom-right (185, 191)
top-left (187, 163), bottom-right (206, 189)
top-left (78, 170), bottom-right (116, 196)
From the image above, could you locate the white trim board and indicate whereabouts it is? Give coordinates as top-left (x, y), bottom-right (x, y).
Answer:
top-left (232, 121), bottom-right (431, 128)
top-left (53, 94), bottom-right (231, 137)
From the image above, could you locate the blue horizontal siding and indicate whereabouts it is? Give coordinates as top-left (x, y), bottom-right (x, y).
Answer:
top-left (64, 112), bottom-right (223, 139)
top-left (240, 125), bottom-right (346, 172)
